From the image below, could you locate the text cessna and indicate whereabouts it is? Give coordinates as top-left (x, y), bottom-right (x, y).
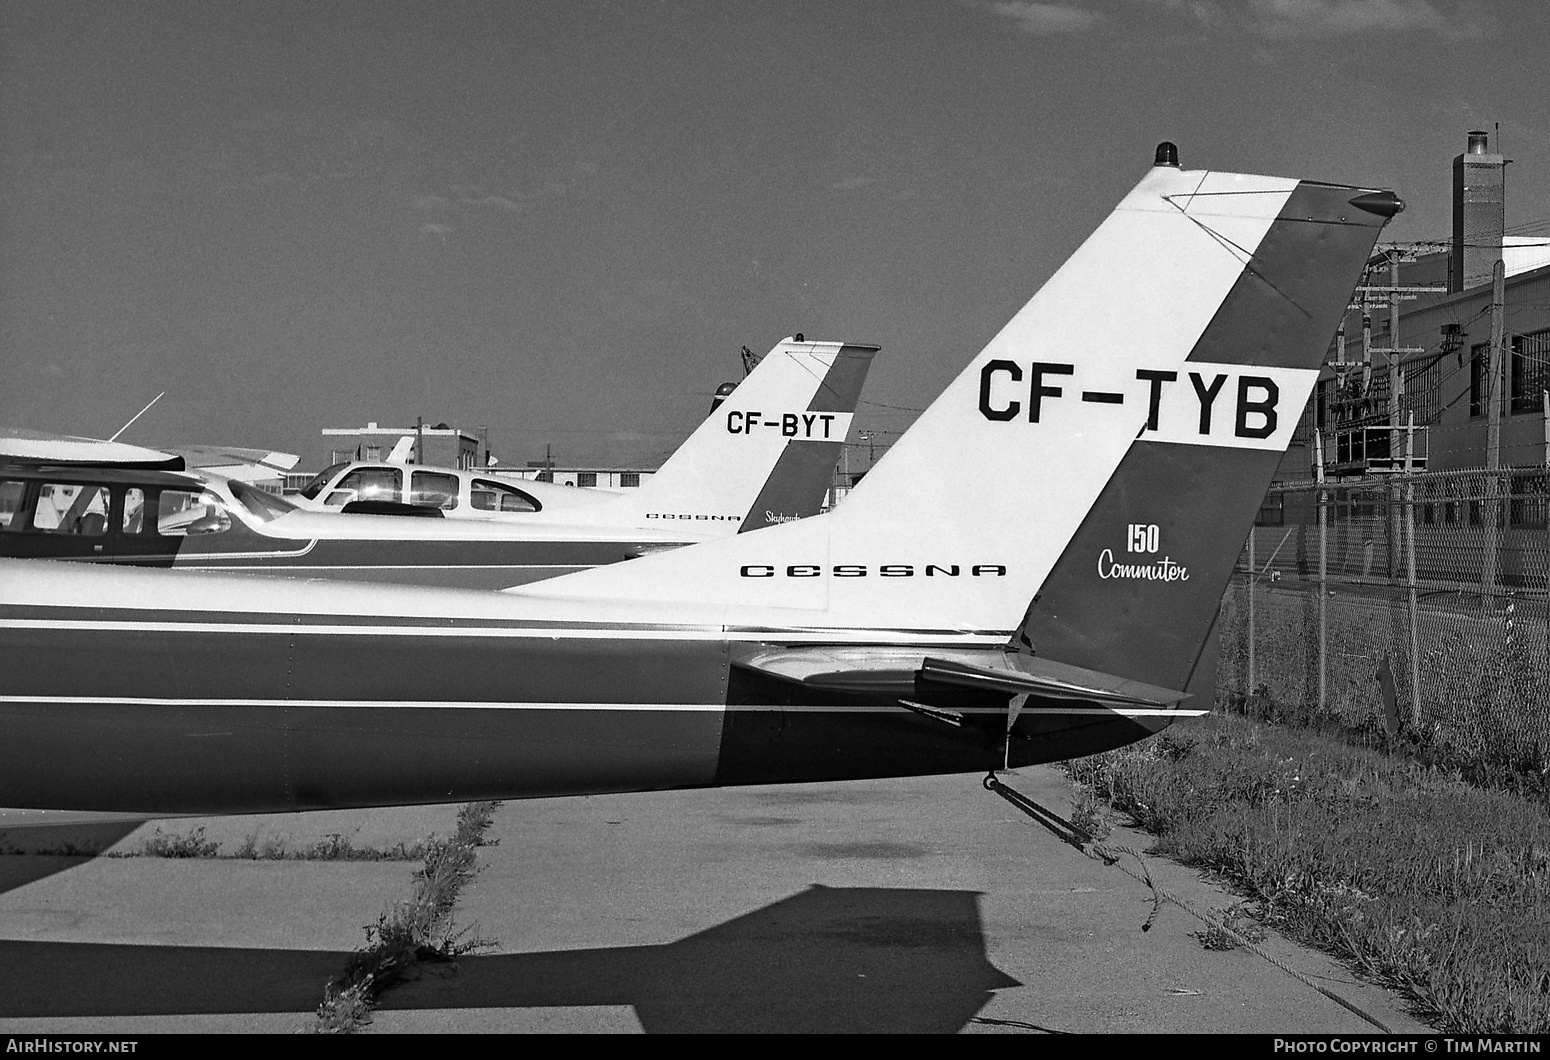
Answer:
top-left (740, 562), bottom-right (1007, 577)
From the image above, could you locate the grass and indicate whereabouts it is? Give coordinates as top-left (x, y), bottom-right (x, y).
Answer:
top-left (138, 826), bottom-right (222, 858)
top-left (1064, 715), bottom-right (1550, 1034)
top-left (1218, 579), bottom-right (1550, 800)
top-left (108, 829), bottom-right (435, 861)
top-left (230, 832), bottom-right (433, 861)
top-left (312, 801), bottom-right (501, 1034)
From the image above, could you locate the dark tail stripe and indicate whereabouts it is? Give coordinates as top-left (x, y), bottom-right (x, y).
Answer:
top-left (1016, 179), bottom-right (1391, 692)
top-left (1185, 181), bottom-right (1389, 370)
top-left (738, 344), bottom-right (877, 532)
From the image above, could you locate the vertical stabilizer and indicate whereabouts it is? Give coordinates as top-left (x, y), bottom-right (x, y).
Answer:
top-left (516, 161), bottom-right (1399, 651)
top-left (616, 338), bottom-right (875, 531)
top-left (1015, 180), bottom-right (1400, 690)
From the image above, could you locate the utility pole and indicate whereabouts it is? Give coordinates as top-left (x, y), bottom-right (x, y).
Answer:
top-left (1354, 251), bottom-right (1442, 464)
top-left (1403, 412), bottom-right (1421, 726)
top-left (1484, 259), bottom-right (1505, 610)
top-left (414, 416), bottom-right (424, 465)
top-left (1388, 253), bottom-right (1404, 462)
top-left (859, 430), bottom-right (876, 467)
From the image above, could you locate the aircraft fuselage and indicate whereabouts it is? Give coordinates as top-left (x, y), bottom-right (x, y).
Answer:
top-left (0, 561), bottom-right (1165, 815)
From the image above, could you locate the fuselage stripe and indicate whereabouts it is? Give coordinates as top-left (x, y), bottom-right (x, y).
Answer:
top-left (0, 695), bottom-right (1208, 718)
top-left (0, 617), bottom-right (1005, 644)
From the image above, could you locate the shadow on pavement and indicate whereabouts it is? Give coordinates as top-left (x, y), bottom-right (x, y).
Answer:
top-left (2, 885), bottom-right (1019, 1033)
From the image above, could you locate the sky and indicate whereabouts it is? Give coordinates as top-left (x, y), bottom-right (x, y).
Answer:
top-left (2, 0), bottom-right (1546, 472)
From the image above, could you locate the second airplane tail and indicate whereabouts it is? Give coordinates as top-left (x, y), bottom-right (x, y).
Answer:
top-left (609, 337), bottom-right (876, 533)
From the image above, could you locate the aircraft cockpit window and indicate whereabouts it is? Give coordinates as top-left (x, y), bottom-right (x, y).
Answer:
top-left (331, 467), bottom-right (401, 506)
top-left (157, 489), bottom-right (233, 536)
top-left (228, 480), bottom-right (298, 522)
top-left (410, 470), bottom-right (459, 510)
top-left (0, 480), bottom-right (26, 529)
top-left (31, 483), bottom-right (110, 535)
top-left (298, 463), bottom-right (348, 501)
top-left (471, 479), bottom-right (541, 513)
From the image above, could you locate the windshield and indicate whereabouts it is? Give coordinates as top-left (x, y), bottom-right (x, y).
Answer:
top-left (227, 479), bottom-right (299, 523)
top-left (297, 463), bottom-right (348, 500)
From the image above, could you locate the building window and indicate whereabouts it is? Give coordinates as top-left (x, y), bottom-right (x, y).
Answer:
top-left (1403, 359), bottom-right (1439, 427)
top-left (1510, 330), bottom-right (1550, 415)
top-left (1254, 493), bottom-right (1284, 527)
top-left (620, 472), bottom-right (640, 488)
top-left (536, 471), bottom-right (553, 483)
top-left (576, 471), bottom-right (597, 488)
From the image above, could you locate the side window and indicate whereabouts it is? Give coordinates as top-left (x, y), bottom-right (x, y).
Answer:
top-left (31, 483), bottom-right (110, 535)
top-left (123, 488), bottom-right (148, 534)
top-left (157, 489), bottom-right (232, 536)
top-left (410, 471), bottom-right (460, 510)
top-left (0, 480), bottom-right (27, 529)
top-left (331, 467), bottom-right (402, 505)
top-left (298, 463), bottom-right (348, 501)
top-left (471, 479), bottom-right (540, 513)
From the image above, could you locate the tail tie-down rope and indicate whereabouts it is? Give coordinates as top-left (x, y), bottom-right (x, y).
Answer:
top-left (982, 772), bottom-right (1394, 1034)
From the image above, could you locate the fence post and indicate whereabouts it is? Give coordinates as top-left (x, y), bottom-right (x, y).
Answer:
top-left (1247, 529), bottom-right (1256, 697)
top-left (1316, 433), bottom-right (1328, 713)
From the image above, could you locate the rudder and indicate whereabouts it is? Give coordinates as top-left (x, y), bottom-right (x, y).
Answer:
top-left (1017, 181), bottom-right (1400, 690)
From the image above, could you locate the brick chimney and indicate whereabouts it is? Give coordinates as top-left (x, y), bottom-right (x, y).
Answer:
top-left (1451, 130), bottom-right (1506, 292)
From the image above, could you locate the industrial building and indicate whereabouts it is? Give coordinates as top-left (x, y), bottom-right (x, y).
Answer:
top-left (1282, 130), bottom-right (1550, 486)
top-left (319, 421), bottom-right (483, 470)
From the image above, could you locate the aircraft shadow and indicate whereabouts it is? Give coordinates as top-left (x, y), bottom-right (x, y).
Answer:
top-left (1, 885), bottom-right (1019, 1033)
top-left (0, 821), bottom-right (146, 894)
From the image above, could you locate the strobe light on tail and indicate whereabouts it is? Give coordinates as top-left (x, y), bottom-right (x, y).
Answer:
top-left (0, 148), bottom-right (1400, 814)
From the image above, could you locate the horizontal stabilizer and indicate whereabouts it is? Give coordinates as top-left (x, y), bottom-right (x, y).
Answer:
top-left (917, 656), bottom-right (1188, 709)
top-left (733, 645), bottom-right (1192, 711)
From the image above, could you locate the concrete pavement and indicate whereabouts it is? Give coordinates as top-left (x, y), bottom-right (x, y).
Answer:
top-left (0, 768), bottom-right (1434, 1034)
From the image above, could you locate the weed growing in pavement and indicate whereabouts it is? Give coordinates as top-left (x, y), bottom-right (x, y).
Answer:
top-left (137, 826), bottom-right (221, 858)
top-left (125, 829), bottom-right (434, 861)
top-left (1064, 715), bottom-right (1550, 1034)
top-left (1192, 903), bottom-right (1268, 950)
top-left (311, 801), bottom-right (501, 1034)
top-left (1067, 783), bottom-right (1114, 842)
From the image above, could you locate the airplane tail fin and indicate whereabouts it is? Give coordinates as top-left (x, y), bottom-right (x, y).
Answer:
top-left (625, 338), bottom-right (876, 532)
top-left (516, 153), bottom-right (1400, 678)
top-left (1011, 179), bottom-right (1401, 691)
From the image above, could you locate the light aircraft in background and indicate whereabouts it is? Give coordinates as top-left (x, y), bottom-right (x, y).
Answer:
top-left (291, 337), bottom-right (864, 532)
top-left (0, 337), bottom-right (874, 588)
top-left (0, 147), bottom-right (1401, 817)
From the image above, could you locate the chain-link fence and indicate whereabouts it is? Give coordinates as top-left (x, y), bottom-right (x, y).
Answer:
top-left (1218, 469), bottom-right (1550, 772)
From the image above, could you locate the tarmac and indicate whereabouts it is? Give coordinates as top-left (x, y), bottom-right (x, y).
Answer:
top-left (0, 766), bottom-right (1435, 1035)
